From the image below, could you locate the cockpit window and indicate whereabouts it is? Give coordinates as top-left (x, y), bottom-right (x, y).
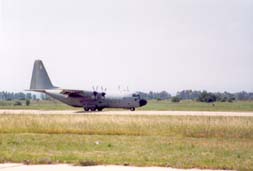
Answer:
top-left (132, 94), bottom-right (140, 98)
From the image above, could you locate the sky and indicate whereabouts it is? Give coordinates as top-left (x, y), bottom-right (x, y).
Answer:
top-left (0, 0), bottom-right (252, 94)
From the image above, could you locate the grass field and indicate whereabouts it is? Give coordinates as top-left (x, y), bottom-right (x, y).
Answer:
top-left (0, 100), bottom-right (73, 110)
top-left (142, 100), bottom-right (253, 112)
top-left (0, 114), bottom-right (252, 170)
top-left (0, 100), bottom-right (253, 112)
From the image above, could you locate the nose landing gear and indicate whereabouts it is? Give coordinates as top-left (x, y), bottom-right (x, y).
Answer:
top-left (130, 107), bottom-right (135, 111)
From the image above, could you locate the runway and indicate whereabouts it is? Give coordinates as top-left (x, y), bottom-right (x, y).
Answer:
top-left (0, 109), bottom-right (252, 116)
top-left (0, 164), bottom-right (233, 171)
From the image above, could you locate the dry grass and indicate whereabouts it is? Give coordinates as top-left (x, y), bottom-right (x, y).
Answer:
top-left (0, 114), bottom-right (253, 170)
top-left (0, 114), bottom-right (252, 139)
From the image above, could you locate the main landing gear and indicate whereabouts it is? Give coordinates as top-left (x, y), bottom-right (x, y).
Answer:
top-left (84, 107), bottom-right (103, 112)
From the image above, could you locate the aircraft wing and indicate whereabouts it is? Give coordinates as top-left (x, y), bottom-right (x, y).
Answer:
top-left (60, 89), bottom-right (94, 99)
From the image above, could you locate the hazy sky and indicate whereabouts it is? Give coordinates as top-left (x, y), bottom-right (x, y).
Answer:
top-left (0, 0), bottom-right (252, 93)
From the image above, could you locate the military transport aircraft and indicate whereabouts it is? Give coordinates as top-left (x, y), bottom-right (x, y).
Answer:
top-left (28, 60), bottom-right (147, 111)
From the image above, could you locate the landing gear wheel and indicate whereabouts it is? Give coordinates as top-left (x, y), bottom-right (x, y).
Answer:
top-left (84, 107), bottom-right (89, 112)
top-left (130, 107), bottom-right (135, 111)
top-left (97, 108), bottom-right (103, 112)
top-left (91, 107), bottom-right (96, 112)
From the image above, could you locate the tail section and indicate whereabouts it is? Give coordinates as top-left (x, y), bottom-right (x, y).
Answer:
top-left (30, 60), bottom-right (56, 90)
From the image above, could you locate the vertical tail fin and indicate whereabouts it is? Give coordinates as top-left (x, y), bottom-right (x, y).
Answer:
top-left (30, 60), bottom-right (56, 90)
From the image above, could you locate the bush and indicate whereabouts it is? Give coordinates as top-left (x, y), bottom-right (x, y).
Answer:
top-left (14, 101), bottom-right (22, 106)
top-left (26, 99), bottom-right (30, 106)
top-left (228, 97), bottom-right (235, 103)
top-left (197, 91), bottom-right (216, 103)
top-left (220, 97), bottom-right (227, 102)
top-left (37, 158), bottom-right (52, 164)
top-left (171, 96), bottom-right (181, 103)
top-left (78, 160), bottom-right (97, 166)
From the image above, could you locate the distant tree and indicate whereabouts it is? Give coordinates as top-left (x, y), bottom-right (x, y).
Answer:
top-left (228, 97), bottom-right (235, 103)
top-left (221, 97), bottom-right (227, 102)
top-left (234, 91), bottom-right (253, 101)
top-left (138, 91), bottom-right (171, 100)
top-left (214, 92), bottom-right (235, 102)
top-left (32, 94), bottom-right (37, 100)
top-left (16, 92), bottom-right (26, 100)
top-left (171, 96), bottom-right (181, 103)
top-left (159, 91), bottom-right (171, 100)
top-left (197, 91), bottom-right (216, 103)
top-left (25, 99), bottom-right (30, 106)
top-left (176, 90), bottom-right (201, 100)
top-left (26, 93), bottom-right (32, 100)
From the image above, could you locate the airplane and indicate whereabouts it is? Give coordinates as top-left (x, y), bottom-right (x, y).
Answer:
top-left (28, 60), bottom-right (147, 111)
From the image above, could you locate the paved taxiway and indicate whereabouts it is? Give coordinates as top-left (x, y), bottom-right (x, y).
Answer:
top-left (0, 164), bottom-right (233, 171)
top-left (0, 110), bottom-right (252, 116)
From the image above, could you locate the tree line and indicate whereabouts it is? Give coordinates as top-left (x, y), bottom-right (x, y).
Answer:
top-left (0, 91), bottom-right (50, 101)
top-left (0, 90), bottom-right (253, 102)
top-left (138, 90), bottom-right (253, 102)
top-left (175, 90), bottom-right (253, 102)
top-left (0, 92), bottom-right (36, 101)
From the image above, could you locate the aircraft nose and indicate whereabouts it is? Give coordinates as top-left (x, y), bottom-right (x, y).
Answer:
top-left (139, 99), bottom-right (147, 107)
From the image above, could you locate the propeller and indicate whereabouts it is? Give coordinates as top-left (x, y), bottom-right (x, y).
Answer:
top-left (93, 91), bottom-right (98, 97)
top-left (92, 85), bottom-right (107, 99)
top-left (101, 86), bottom-right (107, 97)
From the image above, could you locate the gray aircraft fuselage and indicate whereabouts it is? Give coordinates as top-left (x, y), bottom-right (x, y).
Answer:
top-left (43, 89), bottom-right (146, 111)
top-left (29, 60), bottom-right (147, 111)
